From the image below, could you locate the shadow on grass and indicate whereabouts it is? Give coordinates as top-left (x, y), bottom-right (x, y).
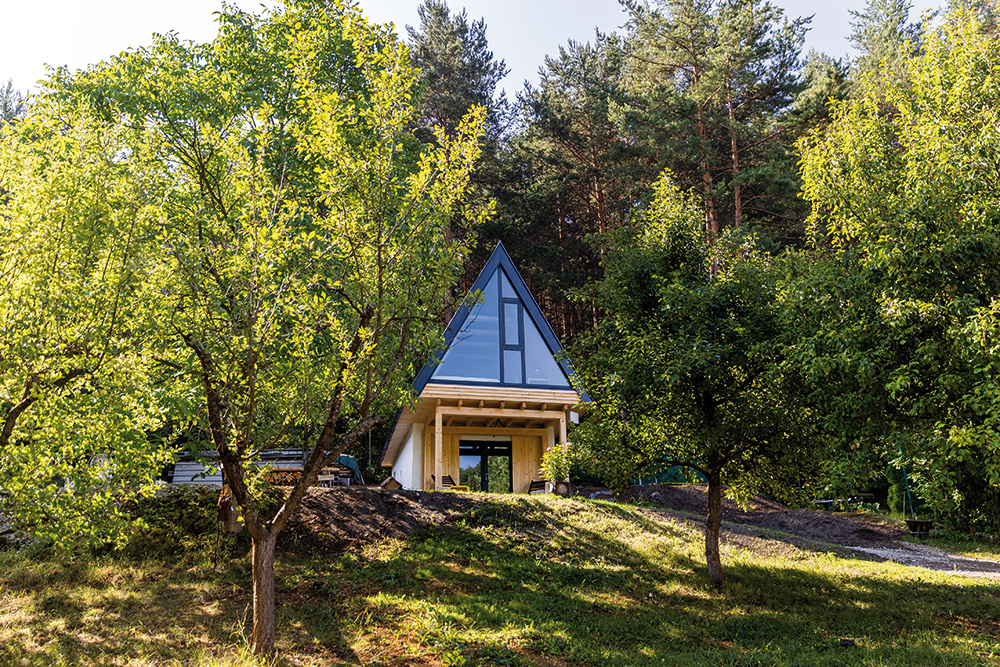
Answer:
top-left (0, 559), bottom-right (240, 666)
top-left (0, 554), bottom-right (371, 667)
top-left (2, 495), bottom-right (998, 667)
top-left (335, 497), bottom-right (1000, 667)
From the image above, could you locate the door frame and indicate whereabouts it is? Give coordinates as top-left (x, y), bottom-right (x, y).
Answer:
top-left (458, 440), bottom-right (513, 492)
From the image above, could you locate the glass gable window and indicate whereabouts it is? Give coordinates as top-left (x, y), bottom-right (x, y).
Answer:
top-left (503, 302), bottom-right (520, 346)
top-left (431, 272), bottom-right (501, 382)
top-left (430, 265), bottom-right (571, 388)
top-left (503, 349), bottom-right (523, 384)
top-left (499, 271), bottom-right (516, 300)
top-left (524, 313), bottom-right (570, 386)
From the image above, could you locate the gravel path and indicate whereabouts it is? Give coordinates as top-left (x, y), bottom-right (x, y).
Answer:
top-left (626, 484), bottom-right (1000, 578)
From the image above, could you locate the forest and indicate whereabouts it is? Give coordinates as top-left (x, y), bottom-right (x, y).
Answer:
top-left (2, 0), bottom-right (1000, 659)
top-left (397, 0), bottom-right (1000, 540)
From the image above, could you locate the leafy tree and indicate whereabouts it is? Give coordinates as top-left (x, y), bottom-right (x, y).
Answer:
top-left (572, 173), bottom-right (816, 585)
top-left (623, 0), bottom-right (811, 240)
top-left (947, 0), bottom-right (999, 33)
top-left (60, 1), bottom-right (487, 655)
top-left (0, 93), bottom-right (170, 548)
top-left (796, 8), bottom-right (1000, 531)
top-left (848, 0), bottom-right (923, 89)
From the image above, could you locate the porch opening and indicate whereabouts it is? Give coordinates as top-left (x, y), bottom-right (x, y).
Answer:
top-left (459, 440), bottom-right (513, 492)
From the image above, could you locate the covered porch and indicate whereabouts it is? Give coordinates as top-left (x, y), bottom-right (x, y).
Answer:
top-left (385, 383), bottom-right (578, 492)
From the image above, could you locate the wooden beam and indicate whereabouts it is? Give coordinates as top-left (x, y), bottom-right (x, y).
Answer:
top-left (435, 401), bottom-right (443, 491)
top-left (422, 383), bottom-right (580, 405)
top-left (444, 426), bottom-right (548, 436)
top-left (436, 406), bottom-right (567, 420)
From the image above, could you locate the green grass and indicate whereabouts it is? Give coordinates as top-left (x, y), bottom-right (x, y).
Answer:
top-left (921, 531), bottom-right (1000, 561)
top-left (1, 493), bottom-right (998, 666)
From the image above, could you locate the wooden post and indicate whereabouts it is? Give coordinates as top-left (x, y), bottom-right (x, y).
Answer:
top-left (434, 400), bottom-right (443, 490)
top-left (559, 408), bottom-right (569, 482)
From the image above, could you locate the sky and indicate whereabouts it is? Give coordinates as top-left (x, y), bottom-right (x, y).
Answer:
top-left (2, 0), bottom-right (943, 97)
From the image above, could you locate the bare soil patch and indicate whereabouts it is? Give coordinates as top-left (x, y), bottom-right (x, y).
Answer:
top-left (279, 487), bottom-right (476, 553)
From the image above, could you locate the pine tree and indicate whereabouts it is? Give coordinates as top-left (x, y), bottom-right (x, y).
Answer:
top-left (404, 0), bottom-right (515, 316)
top-left (849, 0), bottom-right (923, 88)
top-left (407, 0), bottom-right (510, 144)
top-left (0, 78), bottom-right (26, 124)
top-left (500, 33), bottom-right (653, 338)
top-left (623, 0), bottom-right (811, 241)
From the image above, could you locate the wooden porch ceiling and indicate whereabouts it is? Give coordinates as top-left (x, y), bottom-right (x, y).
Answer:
top-left (381, 383), bottom-right (581, 467)
top-left (422, 384), bottom-right (580, 430)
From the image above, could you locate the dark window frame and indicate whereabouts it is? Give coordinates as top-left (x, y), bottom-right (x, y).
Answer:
top-left (458, 440), bottom-right (513, 492)
top-left (498, 269), bottom-right (525, 385)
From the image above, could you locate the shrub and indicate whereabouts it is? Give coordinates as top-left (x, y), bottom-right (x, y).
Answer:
top-left (540, 441), bottom-right (573, 483)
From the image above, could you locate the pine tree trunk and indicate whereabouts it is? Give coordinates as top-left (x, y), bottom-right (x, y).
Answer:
top-left (727, 65), bottom-right (743, 229)
top-left (705, 470), bottom-right (724, 587)
top-left (251, 531), bottom-right (278, 656)
top-left (697, 104), bottom-right (720, 241)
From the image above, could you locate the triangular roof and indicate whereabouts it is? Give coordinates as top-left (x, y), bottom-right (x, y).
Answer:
top-left (380, 242), bottom-right (585, 469)
top-left (412, 241), bottom-right (576, 394)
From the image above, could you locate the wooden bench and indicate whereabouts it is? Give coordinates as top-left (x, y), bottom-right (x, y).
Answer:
top-left (528, 480), bottom-right (547, 494)
top-left (432, 474), bottom-right (457, 488)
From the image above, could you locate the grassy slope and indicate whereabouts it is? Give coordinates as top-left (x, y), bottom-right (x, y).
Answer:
top-left (0, 492), bottom-right (998, 667)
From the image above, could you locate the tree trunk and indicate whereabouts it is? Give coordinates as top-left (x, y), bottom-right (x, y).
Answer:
top-left (726, 61), bottom-right (743, 229)
top-left (697, 103), bottom-right (720, 242)
top-left (251, 531), bottom-right (278, 656)
top-left (705, 469), bottom-right (724, 587)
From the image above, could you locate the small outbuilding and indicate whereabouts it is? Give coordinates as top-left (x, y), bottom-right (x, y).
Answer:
top-left (380, 242), bottom-right (583, 492)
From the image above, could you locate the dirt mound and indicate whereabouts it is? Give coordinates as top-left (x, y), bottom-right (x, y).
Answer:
top-left (625, 483), bottom-right (788, 515)
top-left (741, 508), bottom-right (907, 547)
top-left (279, 487), bottom-right (471, 552)
top-left (622, 484), bottom-right (906, 547)
top-left (625, 484), bottom-right (1000, 577)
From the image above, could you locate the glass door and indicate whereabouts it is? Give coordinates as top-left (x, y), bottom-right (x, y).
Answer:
top-left (458, 441), bottom-right (512, 493)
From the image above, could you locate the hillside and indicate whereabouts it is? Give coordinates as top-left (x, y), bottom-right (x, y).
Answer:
top-left (1, 487), bottom-right (999, 666)
top-left (283, 486), bottom-right (1000, 578)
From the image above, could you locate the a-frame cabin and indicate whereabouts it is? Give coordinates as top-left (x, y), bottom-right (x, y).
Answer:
top-left (380, 242), bottom-right (583, 492)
